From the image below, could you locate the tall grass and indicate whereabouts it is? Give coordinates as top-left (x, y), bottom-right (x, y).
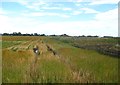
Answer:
top-left (45, 37), bottom-right (119, 83)
top-left (2, 49), bottom-right (33, 83)
top-left (0, 40), bottom-right (2, 84)
top-left (33, 56), bottom-right (73, 83)
top-left (2, 36), bottom-right (119, 83)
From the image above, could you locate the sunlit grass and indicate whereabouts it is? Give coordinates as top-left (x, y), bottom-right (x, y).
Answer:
top-left (45, 37), bottom-right (119, 83)
top-left (2, 49), bottom-right (32, 83)
top-left (2, 36), bottom-right (119, 83)
top-left (2, 41), bottom-right (23, 48)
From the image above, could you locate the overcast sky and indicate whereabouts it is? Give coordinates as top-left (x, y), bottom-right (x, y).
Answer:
top-left (0, 0), bottom-right (119, 36)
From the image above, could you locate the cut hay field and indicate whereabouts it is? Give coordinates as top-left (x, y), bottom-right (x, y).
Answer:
top-left (2, 36), bottom-right (119, 83)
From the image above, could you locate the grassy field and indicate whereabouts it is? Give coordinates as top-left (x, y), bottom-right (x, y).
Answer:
top-left (51, 36), bottom-right (120, 57)
top-left (0, 38), bottom-right (2, 84)
top-left (2, 36), bottom-right (119, 83)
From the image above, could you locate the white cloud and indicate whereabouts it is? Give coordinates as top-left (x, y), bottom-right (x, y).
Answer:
top-left (15, 0), bottom-right (73, 12)
top-left (89, 0), bottom-right (119, 5)
top-left (81, 8), bottom-right (99, 14)
top-left (13, 0), bottom-right (29, 6)
top-left (17, 1), bottom-right (72, 11)
top-left (0, 1), bottom-right (118, 36)
top-left (75, 3), bottom-right (81, 6)
top-left (42, 7), bottom-right (60, 10)
top-left (72, 11), bottom-right (81, 15)
top-left (60, 14), bottom-right (70, 18)
top-left (94, 8), bottom-right (118, 36)
top-left (62, 8), bottom-right (72, 11)
top-left (2, 0), bottom-right (119, 4)
top-left (42, 7), bottom-right (72, 11)
top-left (22, 12), bottom-right (70, 18)
top-left (0, 8), bottom-right (6, 15)
top-left (15, 0), bottom-right (48, 11)
top-left (0, 8), bottom-right (117, 36)
top-left (63, 0), bottom-right (119, 4)
top-left (28, 12), bottom-right (46, 16)
top-left (95, 8), bottom-right (117, 21)
top-left (76, 0), bottom-right (84, 2)
top-left (0, 15), bottom-right (15, 33)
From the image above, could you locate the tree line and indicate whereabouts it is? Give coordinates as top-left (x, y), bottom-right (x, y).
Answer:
top-left (2, 32), bottom-right (45, 36)
top-left (1, 32), bottom-right (116, 38)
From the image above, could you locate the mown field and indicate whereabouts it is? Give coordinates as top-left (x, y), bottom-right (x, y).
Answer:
top-left (2, 36), bottom-right (119, 83)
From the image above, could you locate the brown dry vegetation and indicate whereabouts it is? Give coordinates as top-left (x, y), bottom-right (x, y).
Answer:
top-left (2, 36), bottom-right (45, 41)
top-left (0, 37), bottom-right (2, 41)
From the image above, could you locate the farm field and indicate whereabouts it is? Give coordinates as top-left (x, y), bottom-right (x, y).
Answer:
top-left (2, 36), bottom-right (119, 83)
top-left (0, 51), bottom-right (1, 84)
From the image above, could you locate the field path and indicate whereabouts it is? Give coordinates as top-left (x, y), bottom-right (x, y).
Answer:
top-left (24, 39), bottom-right (86, 83)
top-left (23, 39), bottom-right (75, 83)
top-left (23, 40), bottom-right (50, 82)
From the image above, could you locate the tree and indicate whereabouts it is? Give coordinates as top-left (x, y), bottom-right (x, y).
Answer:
top-left (40, 34), bottom-right (46, 36)
top-left (18, 32), bottom-right (21, 36)
top-left (34, 33), bottom-right (38, 36)
top-left (2, 33), bottom-right (9, 36)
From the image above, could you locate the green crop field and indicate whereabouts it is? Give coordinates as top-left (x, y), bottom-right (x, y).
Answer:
top-left (2, 36), bottom-right (119, 83)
